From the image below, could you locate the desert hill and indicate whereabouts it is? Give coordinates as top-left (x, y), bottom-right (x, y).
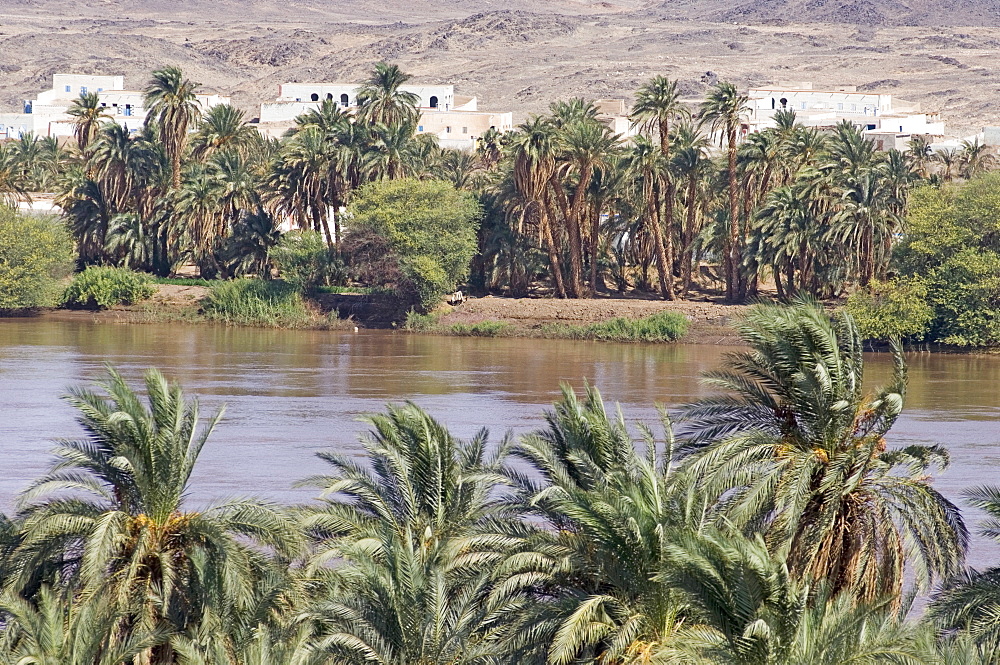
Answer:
top-left (0, 0), bottom-right (999, 134)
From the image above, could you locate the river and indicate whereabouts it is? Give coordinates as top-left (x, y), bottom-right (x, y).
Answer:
top-left (2, 318), bottom-right (999, 568)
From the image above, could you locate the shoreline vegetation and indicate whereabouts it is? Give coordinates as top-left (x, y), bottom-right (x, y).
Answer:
top-left (2, 302), bottom-right (999, 664)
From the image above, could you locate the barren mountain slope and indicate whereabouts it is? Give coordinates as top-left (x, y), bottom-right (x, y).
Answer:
top-left (0, 0), bottom-right (998, 135)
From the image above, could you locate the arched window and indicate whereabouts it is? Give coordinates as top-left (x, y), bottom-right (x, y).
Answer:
top-left (340, 93), bottom-right (349, 106)
top-left (779, 97), bottom-right (788, 109)
top-left (327, 93), bottom-right (333, 100)
top-left (429, 96), bottom-right (439, 108)
top-left (771, 98), bottom-right (775, 109)
top-left (310, 93), bottom-right (319, 102)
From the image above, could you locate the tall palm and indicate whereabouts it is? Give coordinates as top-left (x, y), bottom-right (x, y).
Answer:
top-left (831, 168), bottom-right (898, 286)
top-left (10, 367), bottom-right (301, 665)
top-left (144, 66), bottom-right (202, 189)
top-left (959, 138), bottom-right (996, 180)
top-left (66, 91), bottom-right (111, 154)
top-left (907, 135), bottom-right (933, 179)
top-left (356, 62), bottom-right (420, 129)
top-left (267, 126), bottom-right (335, 246)
top-left (508, 116), bottom-right (566, 297)
top-left (558, 119), bottom-right (618, 297)
top-left (700, 82), bottom-right (750, 302)
top-left (671, 121), bottom-right (711, 295)
top-left (625, 137), bottom-right (672, 299)
top-left (681, 301), bottom-right (967, 605)
top-left (935, 148), bottom-right (960, 183)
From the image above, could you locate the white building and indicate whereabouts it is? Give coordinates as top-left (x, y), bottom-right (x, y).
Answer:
top-left (746, 82), bottom-right (945, 150)
top-left (255, 81), bottom-right (513, 150)
top-left (0, 73), bottom-right (230, 141)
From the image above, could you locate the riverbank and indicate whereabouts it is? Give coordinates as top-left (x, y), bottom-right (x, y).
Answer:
top-left (28, 284), bottom-right (749, 345)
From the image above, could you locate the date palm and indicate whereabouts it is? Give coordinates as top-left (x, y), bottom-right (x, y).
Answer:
top-left (681, 300), bottom-right (967, 605)
top-left (959, 138), bottom-right (996, 180)
top-left (144, 66), bottom-right (202, 189)
top-left (356, 62), bottom-right (420, 129)
top-left (700, 82), bottom-right (750, 302)
top-left (66, 91), bottom-right (111, 154)
top-left (190, 104), bottom-right (258, 160)
top-left (10, 367), bottom-right (301, 665)
top-left (671, 120), bottom-right (711, 295)
top-left (625, 137), bottom-right (673, 299)
top-left (300, 403), bottom-right (517, 665)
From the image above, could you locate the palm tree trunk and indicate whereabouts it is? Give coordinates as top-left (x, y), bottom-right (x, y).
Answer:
top-left (649, 180), bottom-right (670, 300)
top-left (726, 128), bottom-right (741, 303)
top-left (682, 175), bottom-right (698, 296)
top-left (565, 170), bottom-right (591, 298)
top-left (663, 179), bottom-right (676, 300)
top-left (540, 203), bottom-right (567, 299)
top-left (589, 203), bottom-right (601, 296)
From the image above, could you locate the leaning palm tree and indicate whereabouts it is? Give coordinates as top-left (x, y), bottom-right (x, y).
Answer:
top-left (144, 66), bottom-right (202, 188)
top-left (66, 91), bottom-right (111, 154)
top-left (958, 138), bottom-right (996, 180)
top-left (700, 82), bottom-right (750, 302)
top-left (355, 62), bottom-right (420, 129)
top-left (10, 367), bottom-right (301, 665)
top-left (681, 300), bottom-right (967, 605)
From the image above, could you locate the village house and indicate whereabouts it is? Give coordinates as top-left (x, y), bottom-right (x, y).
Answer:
top-left (745, 82), bottom-right (946, 150)
top-left (254, 82), bottom-right (514, 150)
top-left (0, 73), bottom-right (230, 140)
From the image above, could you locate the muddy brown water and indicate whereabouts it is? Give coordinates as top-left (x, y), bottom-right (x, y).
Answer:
top-left (2, 319), bottom-right (999, 569)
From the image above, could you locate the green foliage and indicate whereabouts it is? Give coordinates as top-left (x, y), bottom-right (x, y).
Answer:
top-left (203, 278), bottom-right (313, 327)
top-left (895, 176), bottom-right (1000, 346)
top-left (60, 266), bottom-right (155, 309)
top-left (845, 277), bottom-right (934, 341)
top-left (270, 230), bottom-right (344, 289)
top-left (542, 310), bottom-right (689, 342)
top-left (347, 178), bottom-right (481, 309)
top-left (152, 276), bottom-right (222, 287)
top-left (448, 320), bottom-right (515, 336)
top-left (0, 208), bottom-right (74, 310)
top-left (402, 309), bottom-right (441, 331)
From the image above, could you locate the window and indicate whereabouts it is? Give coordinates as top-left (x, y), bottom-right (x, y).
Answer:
top-left (97, 87), bottom-right (103, 92)
top-left (81, 86), bottom-right (88, 94)
top-left (462, 127), bottom-right (468, 134)
top-left (429, 96), bottom-right (439, 108)
top-left (310, 93), bottom-right (319, 102)
top-left (65, 85), bottom-right (71, 92)
top-left (418, 125), bottom-right (423, 132)
top-left (851, 104), bottom-right (857, 111)
top-left (340, 93), bottom-right (349, 105)
top-left (327, 93), bottom-right (333, 100)
top-left (446, 126), bottom-right (451, 133)
top-left (800, 102), bottom-right (806, 110)
top-left (837, 103), bottom-right (844, 110)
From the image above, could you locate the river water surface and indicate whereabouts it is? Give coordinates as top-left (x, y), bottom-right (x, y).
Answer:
top-left (2, 318), bottom-right (999, 567)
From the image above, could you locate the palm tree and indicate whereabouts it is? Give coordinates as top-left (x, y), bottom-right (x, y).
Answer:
top-left (959, 138), bottom-right (996, 180)
top-left (907, 135), bottom-right (934, 179)
top-left (700, 82), bottom-right (750, 302)
top-left (671, 121), bottom-right (711, 296)
top-left (935, 147), bottom-right (960, 183)
top-left (504, 384), bottom-right (699, 665)
top-left (508, 116), bottom-right (566, 298)
top-left (144, 66), bottom-right (202, 189)
top-left (625, 137), bottom-right (673, 299)
top-left (66, 91), bottom-right (111, 154)
top-left (831, 168), bottom-right (898, 286)
top-left (681, 301), bottom-right (968, 605)
top-left (300, 403), bottom-right (517, 665)
top-left (930, 485), bottom-right (1000, 654)
top-left (189, 104), bottom-right (258, 160)
top-left (558, 118), bottom-right (619, 297)
top-left (10, 367), bottom-right (301, 665)
top-left (267, 126), bottom-right (335, 246)
top-left (356, 62), bottom-right (420, 129)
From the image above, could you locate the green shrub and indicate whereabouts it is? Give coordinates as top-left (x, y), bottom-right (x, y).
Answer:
top-left (346, 178), bottom-right (481, 309)
top-left (61, 266), bottom-right (155, 309)
top-left (542, 311), bottom-right (689, 343)
top-left (271, 230), bottom-right (344, 289)
top-left (846, 278), bottom-right (934, 341)
top-left (448, 320), bottom-right (515, 337)
top-left (203, 279), bottom-right (313, 327)
top-left (0, 208), bottom-right (75, 310)
top-left (153, 277), bottom-right (222, 287)
top-left (403, 310), bottom-right (442, 332)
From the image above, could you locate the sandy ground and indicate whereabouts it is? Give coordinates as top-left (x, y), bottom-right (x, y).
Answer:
top-left (1, 2), bottom-right (1000, 135)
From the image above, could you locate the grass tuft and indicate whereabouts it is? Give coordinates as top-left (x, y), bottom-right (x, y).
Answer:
top-left (203, 279), bottom-right (314, 328)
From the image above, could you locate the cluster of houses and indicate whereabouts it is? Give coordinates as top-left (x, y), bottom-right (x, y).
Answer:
top-left (0, 73), bottom-right (989, 153)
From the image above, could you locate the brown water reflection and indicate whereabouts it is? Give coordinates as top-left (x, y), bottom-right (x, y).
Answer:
top-left (1, 319), bottom-right (999, 567)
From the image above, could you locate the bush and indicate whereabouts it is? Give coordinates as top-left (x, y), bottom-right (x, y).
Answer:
top-left (846, 278), bottom-right (934, 341)
top-left (541, 311), bottom-right (689, 342)
top-left (403, 310), bottom-right (441, 332)
top-left (61, 266), bottom-right (155, 309)
top-left (345, 178), bottom-right (481, 309)
top-left (271, 230), bottom-right (344, 289)
top-left (448, 320), bottom-right (515, 337)
top-left (203, 278), bottom-right (313, 327)
top-left (0, 208), bottom-right (75, 310)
